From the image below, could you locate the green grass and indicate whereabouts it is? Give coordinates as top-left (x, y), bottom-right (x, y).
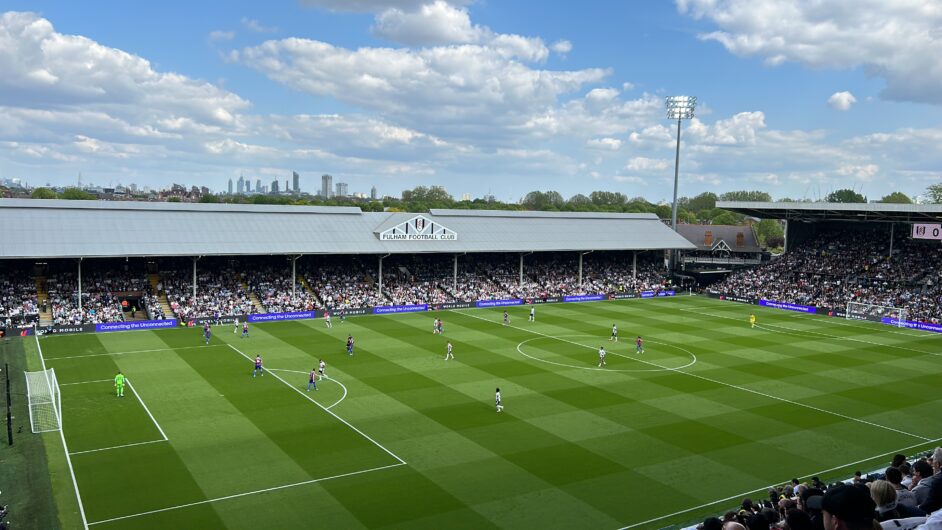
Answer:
top-left (21, 296), bottom-right (942, 529)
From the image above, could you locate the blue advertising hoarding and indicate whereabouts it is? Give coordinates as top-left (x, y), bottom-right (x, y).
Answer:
top-left (758, 300), bottom-right (817, 313)
top-left (475, 299), bottom-right (523, 308)
top-left (881, 317), bottom-right (942, 333)
top-left (563, 294), bottom-right (606, 303)
top-left (374, 304), bottom-right (428, 314)
top-left (248, 311), bottom-right (317, 323)
top-left (95, 319), bottom-right (178, 333)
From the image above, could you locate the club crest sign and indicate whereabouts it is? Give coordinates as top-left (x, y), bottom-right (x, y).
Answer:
top-left (379, 215), bottom-right (457, 241)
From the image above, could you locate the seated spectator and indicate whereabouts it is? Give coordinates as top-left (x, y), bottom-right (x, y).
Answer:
top-left (820, 484), bottom-right (875, 530)
top-left (870, 480), bottom-right (924, 521)
top-left (886, 467), bottom-right (919, 509)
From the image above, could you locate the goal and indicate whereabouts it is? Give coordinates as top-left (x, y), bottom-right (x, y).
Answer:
top-left (845, 301), bottom-right (908, 327)
top-left (25, 368), bottom-right (61, 433)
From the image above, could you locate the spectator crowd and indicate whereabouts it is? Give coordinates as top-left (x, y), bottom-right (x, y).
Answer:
top-left (708, 228), bottom-right (942, 323)
top-left (697, 447), bottom-right (942, 530)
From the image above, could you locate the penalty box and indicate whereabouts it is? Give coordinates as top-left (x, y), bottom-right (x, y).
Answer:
top-left (59, 379), bottom-right (167, 455)
top-left (46, 340), bottom-right (403, 526)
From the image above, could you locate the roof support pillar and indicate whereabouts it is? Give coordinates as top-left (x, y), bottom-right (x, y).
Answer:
top-left (889, 223), bottom-right (895, 259)
top-left (578, 251), bottom-right (593, 288)
top-left (519, 253), bottom-right (524, 286)
top-left (453, 254), bottom-right (458, 293)
top-left (77, 258), bottom-right (83, 315)
top-left (783, 220), bottom-right (789, 253)
top-left (192, 256), bottom-right (200, 301)
top-left (578, 252), bottom-right (582, 288)
top-left (291, 256), bottom-right (298, 299)
top-left (632, 251), bottom-right (637, 280)
top-left (378, 254), bottom-right (389, 298)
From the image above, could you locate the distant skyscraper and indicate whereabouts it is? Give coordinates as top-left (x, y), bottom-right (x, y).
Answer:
top-left (271, 179), bottom-right (280, 193)
top-left (461, 193), bottom-right (471, 201)
top-left (228, 178), bottom-right (233, 195)
top-left (370, 186), bottom-right (377, 200)
top-left (321, 174), bottom-right (333, 198)
top-left (335, 182), bottom-right (348, 197)
top-left (255, 179), bottom-right (262, 193)
top-left (237, 175), bottom-right (244, 194)
top-left (292, 171), bottom-right (300, 193)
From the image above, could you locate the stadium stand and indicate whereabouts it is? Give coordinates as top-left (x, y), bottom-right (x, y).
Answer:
top-left (707, 227), bottom-right (942, 323)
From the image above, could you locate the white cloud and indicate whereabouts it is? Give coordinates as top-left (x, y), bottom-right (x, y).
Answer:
top-left (625, 157), bottom-right (671, 171)
top-left (300, 0), bottom-right (468, 13)
top-left (621, 82), bottom-right (635, 91)
top-left (372, 1), bottom-right (484, 45)
top-left (827, 91), bottom-right (856, 111)
top-left (676, 0), bottom-right (942, 104)
top-left (237, 37), bottom-right (608, 142)
top-left (586, 137), bottom-right (622, 150)
top-left (687, 111), bottom-right (766, 146)
top-left (836, 163), bottom-right (879, 180)
top-left (209, 30), bottom-right (235, 42)
top-left (551, 39), bottom-right (572, 54)
top-left (241, 17), bottom-right (277, 33)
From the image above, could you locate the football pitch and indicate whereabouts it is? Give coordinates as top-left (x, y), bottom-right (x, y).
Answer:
top-left (26, 296), bottom-right (942, 529)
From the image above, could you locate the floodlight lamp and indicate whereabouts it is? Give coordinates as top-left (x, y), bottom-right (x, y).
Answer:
top-left (665, 95), bottom-right (696, 120)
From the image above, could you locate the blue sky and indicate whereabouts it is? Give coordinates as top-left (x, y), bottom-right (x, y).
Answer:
top-left (1, 1), bottom-right (940, 202)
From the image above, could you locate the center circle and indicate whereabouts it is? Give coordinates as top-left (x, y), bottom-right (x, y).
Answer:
top-left (516, 334), bottom-right (697, 372)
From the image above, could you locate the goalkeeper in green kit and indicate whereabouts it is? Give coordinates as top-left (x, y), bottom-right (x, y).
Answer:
top-left (114, 371), bottom-right (125, 397)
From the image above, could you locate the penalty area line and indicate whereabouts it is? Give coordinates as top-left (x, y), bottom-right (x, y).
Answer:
top-left (227, 344), bottom-right (406, 464)
top-left (87, 461), bottom-right (407, 526)
top-left (267, 368), bottom-right (348, 410)
top-left (70, 439), bottom-right (167, 456)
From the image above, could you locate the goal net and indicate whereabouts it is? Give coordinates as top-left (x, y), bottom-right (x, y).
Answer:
top-left (25, 368), bottom-right (61, 433)
top-left (845, 301), bottom-right (908, 327)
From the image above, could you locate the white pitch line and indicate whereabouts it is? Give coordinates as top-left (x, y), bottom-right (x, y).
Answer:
top-left (679, 308), bottom-right (941, 358)
top-left (70, 439), bottom-right (168, 456)
top-left (452, 310), bottom-right (932, 442)
top-left (515, 336), bottom-right (697, 373)
top-left (126, 379), bottom-right (169, 441)
top-left (228, 344), bottom-right (406, 464)
top-left (34, 334), bottom-right (90, 530)
top-left (44, 344), bottom-right (226, 361)
top-left (267, 368), bottom-right (348, 410)
top-left (87, 461), bottom-right (407, 526)
top-left (60, 379), bottom-right (114, 386)
top-left (616, 436), bottom-right (942, 529)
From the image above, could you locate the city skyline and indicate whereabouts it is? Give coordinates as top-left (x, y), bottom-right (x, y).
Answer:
top-left (0, 3), bottom-right (940, 203)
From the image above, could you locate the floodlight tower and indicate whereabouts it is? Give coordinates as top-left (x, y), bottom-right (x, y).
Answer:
top-left (665, 95), bottom-right (696, 269)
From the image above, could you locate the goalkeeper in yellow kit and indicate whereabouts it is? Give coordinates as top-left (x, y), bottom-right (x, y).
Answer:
top-left (114, 371), bottom-right (125, 397)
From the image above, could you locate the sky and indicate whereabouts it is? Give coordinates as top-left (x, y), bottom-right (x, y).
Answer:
top-left (1, 0), bottom-right (941, 202)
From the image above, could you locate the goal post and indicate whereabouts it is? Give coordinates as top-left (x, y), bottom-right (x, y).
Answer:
top-left (25, 368), bottom-right (61, 433)
top-left (845, 301), bottom-right (908, 328)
